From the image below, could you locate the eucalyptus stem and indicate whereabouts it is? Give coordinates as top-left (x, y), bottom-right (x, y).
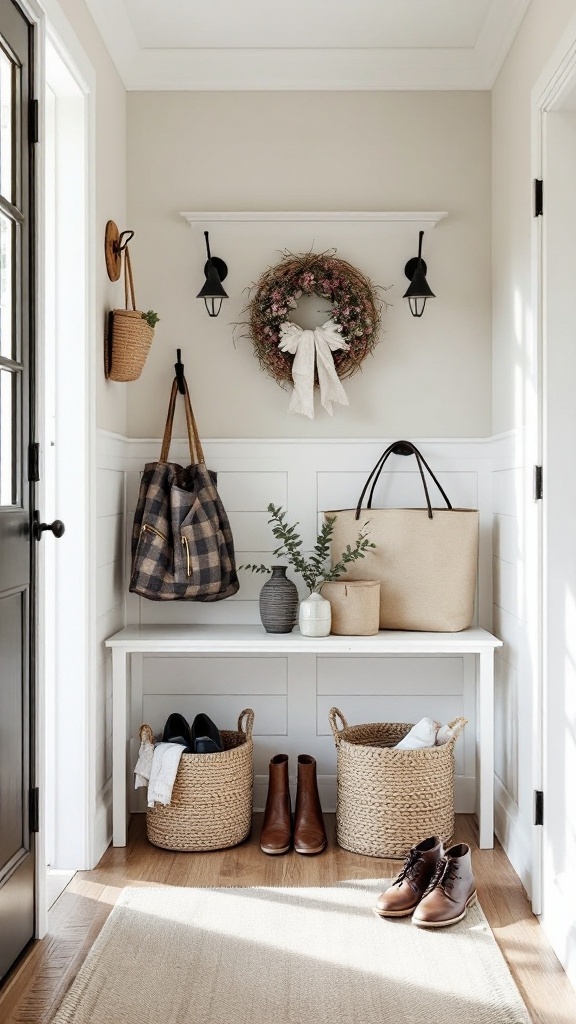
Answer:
top-left (239, 503), bottom-right (375, 593)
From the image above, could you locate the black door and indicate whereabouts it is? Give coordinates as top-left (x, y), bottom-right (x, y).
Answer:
top-left (0, 0), bottom-right (36, 981)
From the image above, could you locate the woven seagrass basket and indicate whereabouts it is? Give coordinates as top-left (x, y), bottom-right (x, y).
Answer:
top-left (329, 707), bottom-right (467, 859)
top-left (144, 709), bottom-right (254, 852)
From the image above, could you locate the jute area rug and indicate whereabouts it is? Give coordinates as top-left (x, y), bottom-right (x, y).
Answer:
top-left (51, 880), bottom-right (531, 1024)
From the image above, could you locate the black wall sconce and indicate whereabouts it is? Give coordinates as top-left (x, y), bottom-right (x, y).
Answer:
top-left (403, 230), bottom-right (435, 318)
top-left (197, 230), bottom-right (228, 317)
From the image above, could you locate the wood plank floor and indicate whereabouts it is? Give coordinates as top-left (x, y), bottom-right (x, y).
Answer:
top-left (1, 814), bottom-right (575, 1023)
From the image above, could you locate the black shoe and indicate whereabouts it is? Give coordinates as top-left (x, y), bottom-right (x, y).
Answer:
top-left (162, 712), bottom-right (193, 752)
top-left (191, 713), bottom-right (223, 754)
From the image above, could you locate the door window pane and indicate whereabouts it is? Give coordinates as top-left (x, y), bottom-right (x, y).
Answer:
top-left (0, 368), bottom-right (18, 506)
top-left (0, 50), bottom-right (12, 203)
top-left (0, 213), bottom-right (13, 358)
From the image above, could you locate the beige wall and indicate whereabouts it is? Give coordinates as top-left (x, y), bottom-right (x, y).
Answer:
top-left (126, 91), bottom-right (491, 439)
top-left (492, 0), bottom-right (576, 435)
top-left (55, 0), bottom-right (127, 434)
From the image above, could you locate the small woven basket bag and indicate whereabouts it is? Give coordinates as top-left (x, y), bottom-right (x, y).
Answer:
top-left (105, 246), bottom-right (155, 382)
top-left (144, 709), bottom-right (254, 852)
top-left (329, 707), bottom-right (467, 859)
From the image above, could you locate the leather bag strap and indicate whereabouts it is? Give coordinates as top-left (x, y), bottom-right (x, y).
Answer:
top-left (160, 375), bottom-right (205, 465)
top-left (123, 246), bottom-right (137, 311)
top-left (354, 440), bottom-right (452, 521)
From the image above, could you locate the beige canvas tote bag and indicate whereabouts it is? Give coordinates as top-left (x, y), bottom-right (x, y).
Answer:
top-left (325, 441), bottom-right (479, 632)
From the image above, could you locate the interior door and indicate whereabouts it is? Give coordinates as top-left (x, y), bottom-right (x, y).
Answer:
top-left (541, 105), bottom-right (576, 988)
top-left (0, 0), bottom-right (36, 981)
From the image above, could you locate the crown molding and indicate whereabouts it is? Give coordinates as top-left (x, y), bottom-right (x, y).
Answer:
top-left (85, 0), bottom-right (530, 91)
top-left (475, 0), bottom-right (532, 88)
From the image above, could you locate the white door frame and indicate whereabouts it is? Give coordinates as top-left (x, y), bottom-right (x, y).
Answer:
top-left (25, 0), bottom-right (96, 937)
top-left (531, 9), bottom-right (576, 951)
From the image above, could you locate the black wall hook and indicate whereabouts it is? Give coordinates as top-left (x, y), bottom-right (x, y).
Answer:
top-left (391, 441), bottom-right (414, 456)
top-left (174, 349), bottom-right (186, 394)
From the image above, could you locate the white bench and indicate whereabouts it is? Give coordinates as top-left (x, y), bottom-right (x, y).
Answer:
top-left (105, 624), bottom-right (502, 850)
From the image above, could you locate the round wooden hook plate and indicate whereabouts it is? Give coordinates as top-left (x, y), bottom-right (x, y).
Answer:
top-left (105, 220), bottom-right (121, 282)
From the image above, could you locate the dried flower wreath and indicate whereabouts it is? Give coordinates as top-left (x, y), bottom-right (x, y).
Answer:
top-left (237, 250), bottom-right (384, 387)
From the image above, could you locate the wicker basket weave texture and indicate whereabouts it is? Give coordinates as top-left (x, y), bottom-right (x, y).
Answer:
top-left (145, 709), bottom-right (254, 852)
top-left (329, 708), bottom-right (467, 860)
top-left (107, 247), bottom-right (155, 382)
top-left (108, 310), bottom-right (154, 382)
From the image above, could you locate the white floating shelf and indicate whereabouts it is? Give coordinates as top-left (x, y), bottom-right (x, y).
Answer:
top-left (180, 211), bottom-right (447, 227)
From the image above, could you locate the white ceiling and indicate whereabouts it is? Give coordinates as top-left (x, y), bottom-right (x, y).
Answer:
top-left (85, 0), bottom-right (532, 90)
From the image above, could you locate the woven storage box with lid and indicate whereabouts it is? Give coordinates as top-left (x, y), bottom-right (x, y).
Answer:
top-left (144, 709), bottom-right (254, 852)
top-left (329, 707), bottom-right (466, 859)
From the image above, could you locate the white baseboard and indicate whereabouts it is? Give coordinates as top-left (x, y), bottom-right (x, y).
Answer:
top-left (93, 780), bottom-right (113, 867)
top-left (494, 776), bottom-right (532, 898)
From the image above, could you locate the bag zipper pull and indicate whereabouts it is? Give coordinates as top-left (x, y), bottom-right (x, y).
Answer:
top-left (182, 535), bottom-right (191, 577)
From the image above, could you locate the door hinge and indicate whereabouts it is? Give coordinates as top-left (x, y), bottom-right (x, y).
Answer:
top-left (29, 787), bottom-right (39, 833)
top-left (29, 99), bottom-right (39, 144)
top-left (534, 789), bottom-right (544, 826)
top-left (28, 442), bottom-right (40, 482)
top-left (534, 178), bottom-right (543, 217)
top-left (534, 465), bottom-right (543, 500)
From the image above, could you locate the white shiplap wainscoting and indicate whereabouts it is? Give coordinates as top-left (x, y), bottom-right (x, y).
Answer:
top-left (490, 429), bottom-right (534, 894)
top-left (96, 431), bottom-right (517, 817)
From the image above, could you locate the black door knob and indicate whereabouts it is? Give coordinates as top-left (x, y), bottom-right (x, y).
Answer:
top-left (33, 513), bottom-right (65, 540)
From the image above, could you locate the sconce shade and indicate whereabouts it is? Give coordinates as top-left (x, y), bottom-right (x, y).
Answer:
top-left (197, 260), bottom-right (228, 317)
top-left (197, 230), bottom-right (228, 317)
top-left (403, 230), bottom-right (435, 318)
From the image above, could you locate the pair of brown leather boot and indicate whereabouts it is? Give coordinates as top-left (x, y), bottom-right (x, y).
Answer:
top-left (374, 836), bottom-right (477, 927)
top-left (260, 754), bottom-right (327, 856)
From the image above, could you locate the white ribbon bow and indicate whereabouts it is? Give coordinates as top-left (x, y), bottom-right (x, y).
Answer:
top-left (278, 319), bottom-right (350, 418)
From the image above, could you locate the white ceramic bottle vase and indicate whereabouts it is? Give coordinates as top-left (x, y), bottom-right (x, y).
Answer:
top-left (299, 592), bottom-right (331, 637)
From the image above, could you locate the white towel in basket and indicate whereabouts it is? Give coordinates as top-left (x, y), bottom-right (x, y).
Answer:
top-left (134, 736), bottom-right (186, 807)
top-left (395, 718), bottom-right (455, 750)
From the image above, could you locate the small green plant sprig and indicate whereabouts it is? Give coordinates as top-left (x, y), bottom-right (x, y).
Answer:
top-left (141, 310), bottom-right (160, 329)
top-left (240, 503), bottom-right (375, 594)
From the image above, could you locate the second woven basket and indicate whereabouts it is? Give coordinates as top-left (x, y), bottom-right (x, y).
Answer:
top-left (329, 707), bottom-right (467, 859)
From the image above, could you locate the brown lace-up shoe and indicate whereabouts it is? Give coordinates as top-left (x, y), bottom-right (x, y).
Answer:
top-left (412, 842), bottom-right (477, 928)
top-left (293, 755), bottom-right (327, 855)
top-left (260, 754), bottom-right (292, 855)
top-left (374, 837), bottom-right (444, 917)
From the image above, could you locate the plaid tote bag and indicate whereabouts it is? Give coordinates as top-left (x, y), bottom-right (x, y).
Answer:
top-left (129, 374), bottom-right (239, 601)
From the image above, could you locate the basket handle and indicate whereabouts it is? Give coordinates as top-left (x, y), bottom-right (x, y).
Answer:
top-left (123, 246), bottom-right (137, 311)
top-left (238, 708), bottom-right (254, 739)
top-left (329, 707), bottom-right (348, 745)
top-left (446, 717), bottom-right (468, 743)
top-left (139, 723), bottom-right (154, 744)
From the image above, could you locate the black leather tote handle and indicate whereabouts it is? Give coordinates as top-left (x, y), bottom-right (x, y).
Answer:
top-left (354, 440), bottom-right (453, 521)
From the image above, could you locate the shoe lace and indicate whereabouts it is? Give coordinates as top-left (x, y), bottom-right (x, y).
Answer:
top-left (393, 848), bottom-right (424, 888)
top-left (422, 856), bottom-right (458, 897)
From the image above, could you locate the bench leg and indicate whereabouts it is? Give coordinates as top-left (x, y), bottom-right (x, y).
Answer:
top-left (112, 649), bottom-right (128, 847)
top-left (478, 648), bottom-right (495, 849)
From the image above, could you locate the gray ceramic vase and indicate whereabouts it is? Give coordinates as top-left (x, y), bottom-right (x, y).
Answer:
top-left (259, 566), bottom-right (299, 634)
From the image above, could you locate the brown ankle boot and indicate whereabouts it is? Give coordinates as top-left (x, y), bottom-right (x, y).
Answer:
top-left (374, 836), bottom-right (444, 917)
top-left (260, 754), bottom-right (292, 855)
top-left (412, 842), bottom-right (477, 927)
top-left (293, 755), bottom-right (327, 855)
